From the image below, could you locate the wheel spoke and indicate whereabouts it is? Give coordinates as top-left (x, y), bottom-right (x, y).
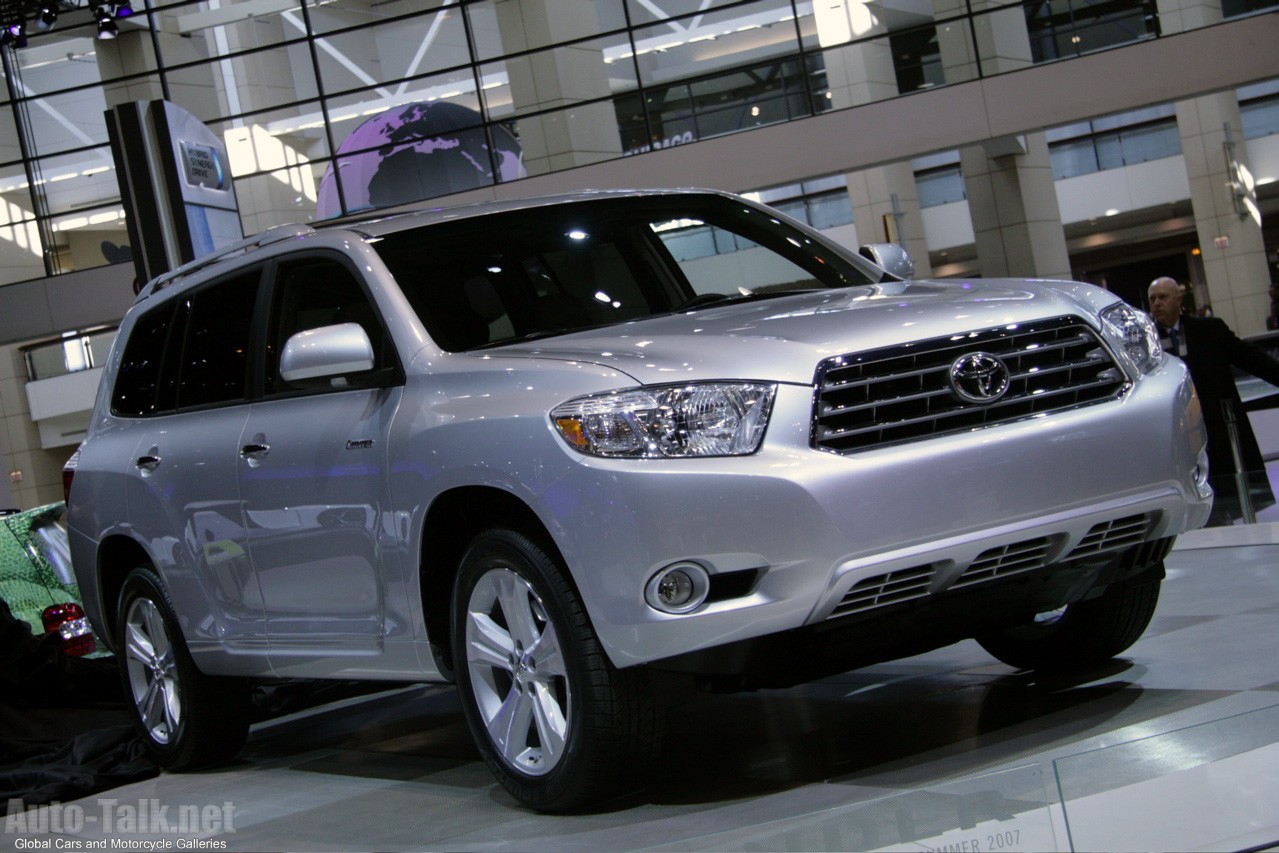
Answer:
top-left (496, 573), bottom-right (540, 650)
top-left (466, 611), bottom-right (516, 672)
top-left (531, 621), bottom-right (566, 678)
top-left (529, 680), bottom-right (567, 761)
top-left (124, 618), bottom-right (157, 667)
top-left (160, 677), bottom-right (181, 735)
top-left (147, 609), bottom-right (172, 661)
top-left (487, 685), bottom-right (534, 764)
top-left (140, 677), bottom-right (165, 733)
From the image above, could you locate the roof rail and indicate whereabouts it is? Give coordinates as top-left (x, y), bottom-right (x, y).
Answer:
top-left (136, 223), bottom-right (317, 301)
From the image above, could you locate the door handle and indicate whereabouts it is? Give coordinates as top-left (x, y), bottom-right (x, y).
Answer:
top-left (240, 443), bottom-right (271, 461)
top-left (135, 454), bottom-right (161, 472)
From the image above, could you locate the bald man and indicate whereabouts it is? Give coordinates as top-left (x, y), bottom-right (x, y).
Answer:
top-left (1147, 276), bottom-right (1279, 523)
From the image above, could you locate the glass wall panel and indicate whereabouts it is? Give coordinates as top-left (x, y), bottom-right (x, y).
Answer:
top-left (0, 105), bottom-right (21, 166)
top-left (215, 102), bottom-right (332, 179)
top-left (165, 42), bottom-right (318, 123)
top-left (629, 0), bottom-right (802, 90)
top-left (0, 159), bottom-right (44, 284)
top-left (1025, 0), bottom-right (1158, 63)
top-left (624, 0), bottom-right (789, 27)
top-left (11, 87), bottom-right (110, 159)
top-left (309, 8), bottom-right (472, 96)
top-left (232, 169), bottom-right (325, 233)
top-left (306, 0), bottom-right (458, 36)
top-left (621, 51), bottom-right (814, 151)
top-left (507, 102), bottom-right (623, 178)
top-left (466, 0), bottom-right (626, 61)
top-left (213, 102), bottom-right (329, 222)
top-left (970, 2), bottom-right (1036, 78)
top-left (479, 37), bottom-right (632, 122)
top-left (318, 84), bottom-right (507, 218)
top-left (49, 203), bottom-right (130, 274)
top-left (31, 148), bottom-right (120, 218)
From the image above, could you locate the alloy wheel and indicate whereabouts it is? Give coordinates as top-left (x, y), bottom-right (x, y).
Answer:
top-left (463, 566), bottom-right (570, 776)
top-left (123, 597), bottom-right (182, 745)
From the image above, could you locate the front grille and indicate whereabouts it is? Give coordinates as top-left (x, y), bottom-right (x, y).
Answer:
top-left (823, 513), bottom-right (1160, 622)
top-left (950, 537), bottom-right (1054, 589)
top-left (812, 316), bottom-right (1127, 454)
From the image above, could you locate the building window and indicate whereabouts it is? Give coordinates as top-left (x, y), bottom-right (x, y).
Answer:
top-left (1047, 107), bottom-right (1181, 180)
top-left (1025, 0), bottom-right (1160, 63)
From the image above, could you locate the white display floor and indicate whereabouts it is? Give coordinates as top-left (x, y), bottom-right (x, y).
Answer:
top-left (9, 525), bottom-right (1279, 852)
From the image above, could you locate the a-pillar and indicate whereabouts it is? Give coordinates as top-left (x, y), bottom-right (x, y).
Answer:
top-left (819, 3), bottom-right (930, 273)
top-left (492, 0), bottom-right (620, 176)
top-left (1156, 0), bottom-right (1269, 334)
top-left (934, 0), bottom-right (1071, 279)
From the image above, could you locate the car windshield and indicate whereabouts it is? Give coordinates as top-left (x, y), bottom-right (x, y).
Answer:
top-left (371, 195), bottom-right (881, 352)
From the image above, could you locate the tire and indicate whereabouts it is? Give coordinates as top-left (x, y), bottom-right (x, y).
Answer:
top-left (452, 528), bottom-right (660, 812)
top-left (976, 574), bottom-right (1162, 672)
top-left (116, 566), bottom-right (251, 769)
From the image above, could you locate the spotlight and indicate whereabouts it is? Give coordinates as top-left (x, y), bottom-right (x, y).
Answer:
top-left (96, 17), bottom-right (118, 39)
top-left (113, 1), bottom-right (134, 18)
top-left (37, 6), bottom-right (57, 30)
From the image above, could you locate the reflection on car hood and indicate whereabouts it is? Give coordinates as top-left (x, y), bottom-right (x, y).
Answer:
top-left (480, 278), bottom-right (1105, 385)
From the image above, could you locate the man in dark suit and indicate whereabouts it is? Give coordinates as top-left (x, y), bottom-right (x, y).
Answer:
top-left (1148, 276), bottom-right (1279, 523)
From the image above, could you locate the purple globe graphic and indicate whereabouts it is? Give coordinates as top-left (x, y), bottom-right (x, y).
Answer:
top-left (317, 102), bottom-right (525, 219)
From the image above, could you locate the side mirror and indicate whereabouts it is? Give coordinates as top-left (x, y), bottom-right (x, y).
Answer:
top-left (859, 243), bottom-right (915, 280)
top-left (280, 322), bottom-right (375, 386)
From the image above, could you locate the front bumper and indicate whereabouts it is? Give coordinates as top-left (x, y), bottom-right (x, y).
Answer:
top-left (535, 359), bottom-right (1210, 670)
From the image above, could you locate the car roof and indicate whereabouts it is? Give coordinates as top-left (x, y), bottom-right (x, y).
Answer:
top-left (324, 187), bottom-right (733, 238)
top-left (136, 188), bottom-right (731, 302)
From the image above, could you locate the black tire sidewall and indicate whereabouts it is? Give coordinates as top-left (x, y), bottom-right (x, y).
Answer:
top-left (977, 577), bottom-right (1162, 672)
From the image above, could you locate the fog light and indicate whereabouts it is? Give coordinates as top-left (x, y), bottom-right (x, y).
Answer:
top-left (1194, 448), bottom-right (1213, 500)
top-left (645, 562), bottom-right (709, 614)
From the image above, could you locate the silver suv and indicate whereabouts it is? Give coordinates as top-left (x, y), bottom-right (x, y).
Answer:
top-left (65, 189), bottom-right (1211, 811)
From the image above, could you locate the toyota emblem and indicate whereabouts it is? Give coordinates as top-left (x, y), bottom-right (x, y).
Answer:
top-left (949, 352), bottom-right (1011, 404)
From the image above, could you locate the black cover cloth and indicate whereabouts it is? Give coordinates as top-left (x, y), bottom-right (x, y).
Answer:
top-left (0, 598), bottom-right (157, 815)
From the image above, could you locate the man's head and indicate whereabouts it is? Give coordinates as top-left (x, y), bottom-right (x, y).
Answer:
top-left (1148, 276), bottom-right (1184, 328)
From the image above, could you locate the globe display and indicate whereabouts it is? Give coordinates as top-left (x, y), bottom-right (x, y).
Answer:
top-left (317, 102), bottom-right (525, 219)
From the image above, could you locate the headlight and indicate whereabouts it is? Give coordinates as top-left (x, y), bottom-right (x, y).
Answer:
top-left (551, 382), bottom-right (776, 458)
top-left (1100, 302), bottom-right (1163, 375)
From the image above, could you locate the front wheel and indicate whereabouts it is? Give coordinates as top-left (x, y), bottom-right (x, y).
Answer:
top-left (452, 528), bottom-right (660, 812)
top-left (976, 574), bottom-right (1162, 672)
top-left (117, 567), bottom-right (251, 769)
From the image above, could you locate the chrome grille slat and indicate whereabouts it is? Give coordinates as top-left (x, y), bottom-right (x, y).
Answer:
top-left (831, 565), bottom-right (935, 617)
top-left (951, 538), bottom-right (1054, 589)
top-left (812, 317), bottom-right (1128, 454)
top-left (817, 375), bottom-right (1127, 443)
top-left (1066, 514), bottom-right (1152, 560)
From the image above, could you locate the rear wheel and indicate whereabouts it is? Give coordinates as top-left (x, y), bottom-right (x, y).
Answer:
top-left (452, 528), bottom-right (660, 812)
top-left (977, 574), bottom-right (1162, 672)
top-left (117, 566), bottom-right (251, 769)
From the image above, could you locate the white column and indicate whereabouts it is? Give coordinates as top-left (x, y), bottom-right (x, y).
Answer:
top-left (1157, 0), bottom-right (1269, 334)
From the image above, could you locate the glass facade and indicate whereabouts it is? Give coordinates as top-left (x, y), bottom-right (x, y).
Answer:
top-left (0, 0), bottom-right (1270, 289)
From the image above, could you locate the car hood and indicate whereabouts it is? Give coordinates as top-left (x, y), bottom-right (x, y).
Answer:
top-left (477, 278), bottom-right (1114, 385)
